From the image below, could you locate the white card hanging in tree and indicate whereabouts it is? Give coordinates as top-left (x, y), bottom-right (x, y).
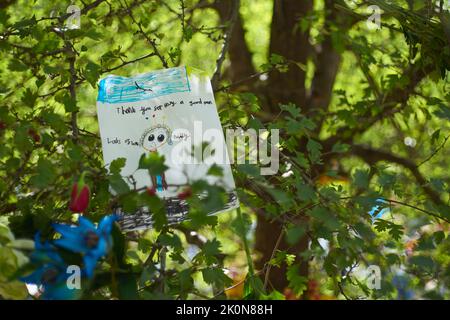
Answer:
top-left (96, 66), bottom-right (239, 231)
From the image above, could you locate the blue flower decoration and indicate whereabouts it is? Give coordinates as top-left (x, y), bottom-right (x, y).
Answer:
top-left (392, 274), bottom-right (415, 300)
top-left (53, 215), bottom-right (118, 278)
top-left (20, 233), bottom-right (80, 300)
top-left (368, 198), bottom-right (390, 221)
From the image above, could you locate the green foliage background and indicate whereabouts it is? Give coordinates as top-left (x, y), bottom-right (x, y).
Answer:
top-left (0, 0), bottom-right (450, 300)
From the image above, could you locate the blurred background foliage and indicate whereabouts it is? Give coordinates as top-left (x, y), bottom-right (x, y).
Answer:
top-left (0, 0), bottom-right (449, 300)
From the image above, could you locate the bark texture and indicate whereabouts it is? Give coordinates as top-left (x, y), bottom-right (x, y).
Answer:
top-left (212, 0), bottom-right (436, 292)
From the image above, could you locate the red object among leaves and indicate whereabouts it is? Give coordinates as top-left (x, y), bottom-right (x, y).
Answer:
top-left (306, 279), bottom-right (321, 300)
top-left (69, 182), bottom-right (90, 213)
top-left (177, 187), bottom-right (192, 200)
top-left (28, 128), bottom-right (40, 143)
top-left (146, 186), bottom-right (156, 197)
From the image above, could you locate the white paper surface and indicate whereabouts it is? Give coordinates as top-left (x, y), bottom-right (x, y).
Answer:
top-left (96, 66), bottom-right (238, 230)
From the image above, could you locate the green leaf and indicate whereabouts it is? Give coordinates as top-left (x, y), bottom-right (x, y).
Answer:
top-left (286, 265), bottom-right (308, 296)
top-left (353, 222), bottom-right (375, 241)
top-left (109, 157), bottom-right (126, 175)
top-left (409, 255), bottom-right (435, 271)
top-left (187, 209), bottom-right (217, 229)
top-left (21, 89), bottom-right (37, 108)
top-left (168, 47), bottom-right (181, 63)
top-left (146, 198), bottom-right (166, 231)
top-left (243, 276), bottom-right (265, 299)
top-left (353, 169), bottom-right (370, 189)
top-left (108, 174), bottom-right (130, 194)
top-left (434, 104), bottom-right (450, 120)
top-left (138, 153), bottom-right (167, 175)
top-left (202, 238), bottom-right (221, 257)
top-left (56, 92), bottom-right (77, 113)
top-left (183, 25), bottom-right (194, 42)
top-left (158, 233), bottom-right (182, 249)
top-left (269, 53), bottom-right (285, 65)
top-left (29, 158), bottom-right (56, 189)
top-left (121, 193), bottom-right (139, 213)
top-left (0, 223), bottom-right (15, 243)
top-left (118, 274), bottom-right (139, 300)
top-left (416, 235), bottom-right (435, 250)
top-left (41, 111), bottom-right (66, 133)
top-left (332, 142), bottom-right (350, 153)
top-left (84, 28), bottom-right (103, 41)
top-left (265, 187), bottom-right (292, 207)
top-left (236, 164), bottom-right (261, 177)
top-left (306, 139), bottom-right (322, 163)
top-left (207, 164), bottom-right (223, 177)
top-left (309, 207), bottom-right (340, 230)
top-left (201, 267), bottom-right (232, 288)
top-left (286, 224), bottom-right (307, 245)
top-left (67, 144), bottom-right (82, 161)
top-left (0, 247), bottom-right (22, 278)
top-left (0, 281), bottom-right (28, 300)
top-left (386, 253), bottom-right (401, 266)
top-left (137, 238), bottom-right (152, 253)
top-left (111, 223), bottom-right (127, 268)
top-left (296, 182), bottom-right (317, 202)
top-left (231, 209), bottom-right (251, 237)
top-left (8, 239), bottom-right (34, 250)
top-left (8, 59), bottom-right (28, 72)
top-left (298, 117), bottom-right (316, 131)
top-left (378, 172), bottom-right (396, 190)
top-left (286, 118), bottom-right (302, 134)
top-left (269, 251), bottom-right (295, 267)
top-left (247, 117), bottom-right (264, 130)
top-left (178, 268), bottom-right (194, 293)
top-left (83, 61), bottom-right (101, 88)
top-left (280, 103), bottom-right (301, 118)
top-left (374, 219), bottom-right (403, 241)
top-left (432, 231), bottom-right (445, 245)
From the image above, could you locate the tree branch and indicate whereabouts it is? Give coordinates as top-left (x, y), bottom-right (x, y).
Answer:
top-left (323, 61), bottom-right (435, 150)
top-left (66, 42), bottom-right (79, 142)
top-left (417, 134), bottom-right (450, 168)
top-left (125, 1), bottom-right (169, 68)
top-left (0, 0), bottom-right (17, 9)
top-left (351, 144), bottom-right (447, 208)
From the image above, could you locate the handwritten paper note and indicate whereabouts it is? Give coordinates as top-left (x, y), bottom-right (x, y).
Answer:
top-left (96, 66), bottom-right (238, 231)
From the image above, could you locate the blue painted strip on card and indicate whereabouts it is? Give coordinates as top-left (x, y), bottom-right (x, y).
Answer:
top-left (156, 175), bottom-right (163, 192)
top-left (97, 66), bottom-right (191, 103)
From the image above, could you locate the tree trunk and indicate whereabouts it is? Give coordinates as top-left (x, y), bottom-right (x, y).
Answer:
top-left (214, 0), bottom-right (346, 293)
top-left (254, 0), bottom-right (313, 292)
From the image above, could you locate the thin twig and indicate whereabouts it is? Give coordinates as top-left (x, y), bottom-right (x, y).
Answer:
top-left (211, 269), bottom-right (265, 299)
top-left (417, 134), bottom-right (450, 167)
top-left (66, 42), bottom-right (79, 142)
top-left (263, 227), bottom-right (285, 291)
top-left (214, 70), bottom-right (269, 93)
top-left (124, 0), bottom-right (169, 68)
top-left (103, 52), bottom-right (157, 73)
top-left (337, 281), bottom-right (352, 300)
top-left (386, 199), bottom-right (450, 223)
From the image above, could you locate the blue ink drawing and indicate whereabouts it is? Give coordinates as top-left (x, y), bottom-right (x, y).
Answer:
top-left (156, 175), bottom-right (163, 192)
top-left (97, 66), bottom-right (191, 103)
top-left (368, 198), bottom-right (390, 221)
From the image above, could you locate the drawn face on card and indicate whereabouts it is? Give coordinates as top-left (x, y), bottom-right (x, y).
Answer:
top-left (140, 124), bottom-right (172, 152)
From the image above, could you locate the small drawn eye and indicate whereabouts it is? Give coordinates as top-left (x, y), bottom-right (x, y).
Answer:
top-left (157, 134), bottom-right (165, 142)
top-left (148, 134), bottom-right (155, 142)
